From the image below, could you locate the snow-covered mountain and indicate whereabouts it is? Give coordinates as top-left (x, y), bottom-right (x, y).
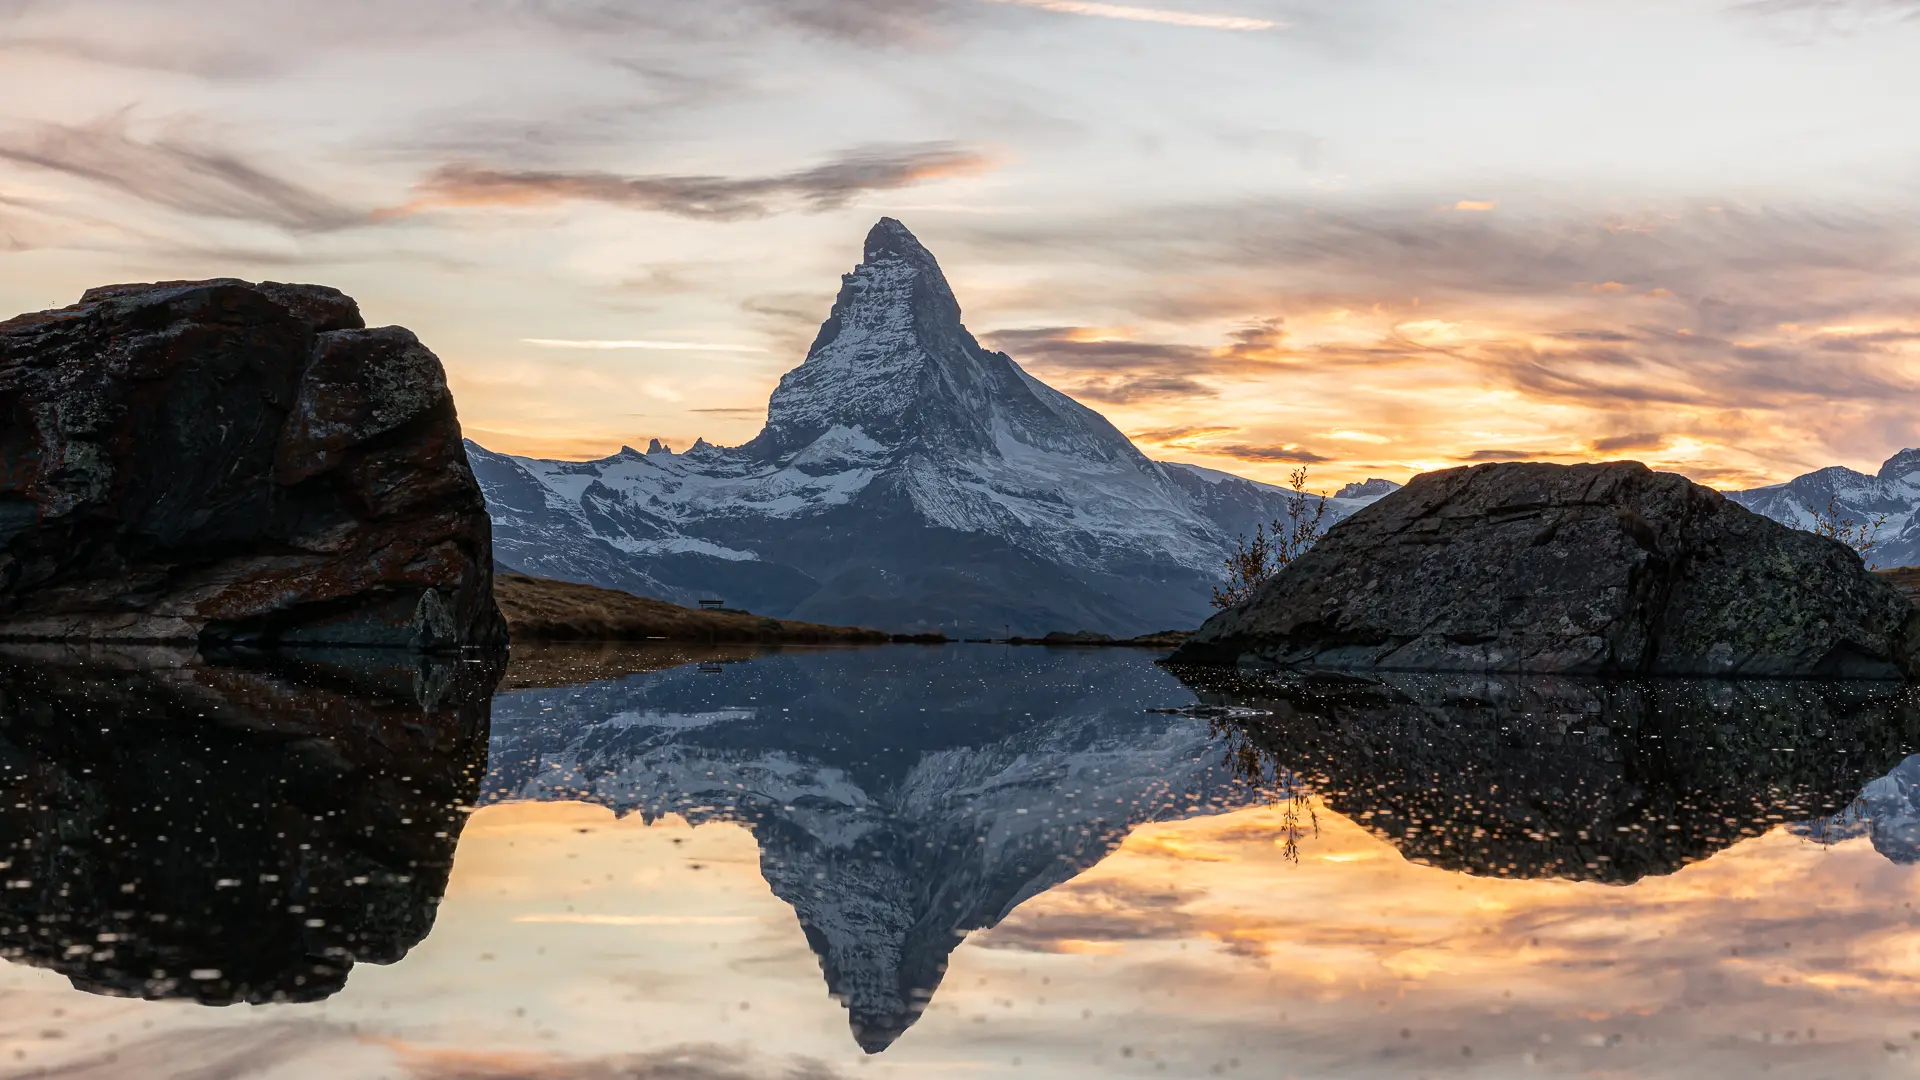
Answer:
top-left (470, 219), bottom-right (1380, 637)
top-left (480, 647), bottom-right (1266, 1053)
top-left (1729, 448), bottom-right (1920, 569)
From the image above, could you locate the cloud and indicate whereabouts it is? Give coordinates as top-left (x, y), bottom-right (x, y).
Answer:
top-left (0, 117), bottom-right (365, 231)
top-left (1214, 444), bottom-right (1330, 464)
top-left (1591, 431), bottom-right (1669, 453)
top-left (985, 327), bottom-right (1213, 369)
top-left (1070, 373), bottom-right (1218, 402)
top-left (395, 143), bottom-right (992, 222)
top-left (1455, 448), bottom-right (1562, 463)
top-left (984, 326), bottom-right (1230, 403)
top-left (523, 339), bottom-right (767, 353)
top-left (1128, 424), bottom-right (1238, 443)
top-left (955, 195), bottom-right (1920, 485)
top-left (1731, 0), bottom-right (1920, 36)
top-left (982, 0), bottom-right (1282, 31)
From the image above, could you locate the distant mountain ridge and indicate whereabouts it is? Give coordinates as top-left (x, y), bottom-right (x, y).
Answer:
top-left (1729, 448), bottom-right (1920, 569)
top-left (470, 219), bottom-right (1383, 637)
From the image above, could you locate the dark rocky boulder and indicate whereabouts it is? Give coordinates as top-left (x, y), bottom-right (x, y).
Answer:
top-left (0, 279), bottom-right (507, 649)
top-left (1171, 461), bottom-right (1920, 678)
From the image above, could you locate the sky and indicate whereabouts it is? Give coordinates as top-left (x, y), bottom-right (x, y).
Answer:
top-left (2, 0), bottom-right (1918, 489)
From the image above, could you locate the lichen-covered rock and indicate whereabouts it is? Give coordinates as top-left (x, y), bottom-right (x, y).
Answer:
top-left (0, 279), bottom-right (507, 649)
top-left (1171, 461), bottom-right (1920, 678)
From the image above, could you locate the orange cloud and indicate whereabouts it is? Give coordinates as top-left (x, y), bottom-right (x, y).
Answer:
top-left (387, 143), bottom-right (996, 222)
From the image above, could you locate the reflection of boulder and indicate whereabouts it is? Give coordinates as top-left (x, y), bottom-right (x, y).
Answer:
top-left (1173, 461), bottom-right (1920, 677)
top-left (1173, 666), bottom-right (1920, 884)
top-left (0, 645), bottom-right (499, 1004)
top-left (486, 647), bottom-right (1259, 1052)
top-left (0, 280), bottom-right (507, 649)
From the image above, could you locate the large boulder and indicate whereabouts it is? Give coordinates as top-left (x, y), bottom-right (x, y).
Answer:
top-left (0, 279), bottom-right (507, 650)
top-left (1171, 461), bottom-right (1920, 677)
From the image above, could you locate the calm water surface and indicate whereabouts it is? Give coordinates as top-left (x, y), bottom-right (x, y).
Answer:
top-left (2, 644), bottom-right (1920, 1078)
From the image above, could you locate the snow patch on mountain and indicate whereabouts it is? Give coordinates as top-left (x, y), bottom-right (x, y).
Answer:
top-left (1729, 448), bottom-right (1920, 569)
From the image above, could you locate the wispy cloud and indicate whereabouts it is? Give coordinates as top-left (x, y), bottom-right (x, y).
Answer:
top-left (396, 143), bottom-right (993, 222)
top-left (1214, 444), bottom-right (1330, 464)
top-left (0, 117), bottom-right (364, 231)
top-left (523, 339), bottom-right (767, 353)
top-left (983, 0), bottom-right (1282, 31)
top-left (1591, 431), bottom-right (1670, 454)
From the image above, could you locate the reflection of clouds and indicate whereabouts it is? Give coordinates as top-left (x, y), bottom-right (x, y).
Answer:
top-left (960, 802), bottom-right (1920, 1075)
top-left (5, 800), bottom-right (1920, 1076)
top-left (392, 1041), bottom-right (853, 1080)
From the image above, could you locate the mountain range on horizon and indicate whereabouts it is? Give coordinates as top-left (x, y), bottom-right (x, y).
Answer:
top-left (1727, 448), bottom-right (1920, 570)
top-left (469, 218), bottom-right (1387, 637)
top-left (468, 217), bottom-right (1920, 635)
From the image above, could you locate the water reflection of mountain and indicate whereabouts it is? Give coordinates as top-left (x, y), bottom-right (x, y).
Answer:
top-left (1176, 667), bottom-right (1920, 884)
top-left (0, 645), bottom-right (498, 1005)
top-left (1796, 753), bottom-right (1920, 861)
top-left (483, 646), bottom-right (1260, 1053)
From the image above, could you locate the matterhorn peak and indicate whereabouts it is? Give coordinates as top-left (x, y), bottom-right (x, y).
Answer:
top-left (864, 216), bottom-right (940, 266)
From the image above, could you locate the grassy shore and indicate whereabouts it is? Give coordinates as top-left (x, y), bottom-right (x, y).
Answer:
top-left (494, 572), bottom-right (923, 645)
top-left (1878, 567), bottom-right (1920, 607)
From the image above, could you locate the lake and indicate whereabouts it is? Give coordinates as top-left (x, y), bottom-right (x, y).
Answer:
top-left (3, 643), bottom-right (1920, 1078)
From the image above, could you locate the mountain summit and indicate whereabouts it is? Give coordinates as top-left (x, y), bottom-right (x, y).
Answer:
top-left (751, 217), bottom-right (1146, 465)
top-left (468, 219), bottom-right (1380, 636)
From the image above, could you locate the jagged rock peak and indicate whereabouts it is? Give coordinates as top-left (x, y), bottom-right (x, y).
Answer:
top-left (865, 216), bottom-right (939, 266)
top-left (646, 438), bottom-right (672, 455)
top-left (1881, 448), bottom-right (1920, 483)
top-left (1335, 478), bottom-right (1402, 501)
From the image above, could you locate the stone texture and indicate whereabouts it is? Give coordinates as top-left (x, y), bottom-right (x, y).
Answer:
top-left (0, 279), bottom-right (507, 649)
top-left (1171, 461), bottom-right (1920, 677)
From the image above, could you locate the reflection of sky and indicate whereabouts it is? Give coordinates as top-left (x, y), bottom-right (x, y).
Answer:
top-left (7, 798), bottom-right (1920, 1078)
top-left (2, 2), bottom-right (1918, 487)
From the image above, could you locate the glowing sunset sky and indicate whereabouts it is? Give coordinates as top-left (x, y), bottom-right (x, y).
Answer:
top-left (2, 0), bottom-right (1917, 488)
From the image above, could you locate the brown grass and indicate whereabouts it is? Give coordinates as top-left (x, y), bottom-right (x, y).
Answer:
top-left (494, 572), bottom-right (899, 645)
top-left (1876, 566), bottom-right (1920, 607)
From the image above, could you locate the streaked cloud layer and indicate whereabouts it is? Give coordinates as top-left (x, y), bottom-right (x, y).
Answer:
top-left (0, 0), bottom-right (1916, 486)
top-left (983, 0), bottom-right (1284, 31)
